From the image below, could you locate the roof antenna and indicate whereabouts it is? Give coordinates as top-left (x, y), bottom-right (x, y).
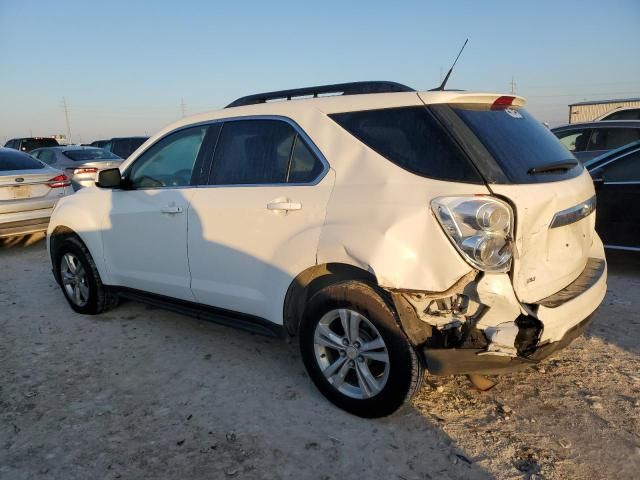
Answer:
top-left (430, 38), bottom-right (469, 91)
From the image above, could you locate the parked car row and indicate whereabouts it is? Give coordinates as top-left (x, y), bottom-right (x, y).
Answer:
top-left (5, 136), bottom-right (148, 159)
top-left (0, 148), bottom-right (73, 238)
top-left (31, 146), bottom-right (123, 190)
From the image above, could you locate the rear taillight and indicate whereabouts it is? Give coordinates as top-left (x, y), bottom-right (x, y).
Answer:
top-left (47, 174), bottom-right (71, 188)
top-left (72, 167), bottom-right (98, 175)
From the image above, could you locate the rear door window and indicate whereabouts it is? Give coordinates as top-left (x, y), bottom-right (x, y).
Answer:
top-left (209, 120), bottom-right (295, 185)
top-left (37, 150), bottom-right (58, 165)
top-left (330, 107), bottom-right (482, 183)
top-left (586, 128), bottom-right (640, 151)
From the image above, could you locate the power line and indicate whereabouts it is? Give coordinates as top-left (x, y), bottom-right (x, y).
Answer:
top-left (62, 97), bottom-right (72, 143)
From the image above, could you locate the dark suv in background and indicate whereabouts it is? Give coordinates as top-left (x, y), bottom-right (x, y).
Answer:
top-left (4, 137), bottom-right (59, 152)
top-left (91, 137), bottom-right (148, 159)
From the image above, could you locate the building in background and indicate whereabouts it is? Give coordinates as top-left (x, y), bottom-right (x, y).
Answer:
top-left (51, 134), bottom-right (67, 145)
top-left (568, 98), bottom-right (640, 123)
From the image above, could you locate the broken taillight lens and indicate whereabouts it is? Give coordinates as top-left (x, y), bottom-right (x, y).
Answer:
top-left (47, 174), bottom-right (71, 188)
top-left (431, 196), bottom-right (514, 272)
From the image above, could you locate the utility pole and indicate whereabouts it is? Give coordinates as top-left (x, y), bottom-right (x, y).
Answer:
top-left (510, 76), bottom-right (517, 94)
top-left (181, 97), bottom-right (186, 117)
top-left (62, 97), bottom-right (72, 143)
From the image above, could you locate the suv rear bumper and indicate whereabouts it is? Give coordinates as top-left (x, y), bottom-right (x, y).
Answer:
top-left (394, 252), bottom-right (607, 376)
top-left (421, 314), bottom-right (593, 375)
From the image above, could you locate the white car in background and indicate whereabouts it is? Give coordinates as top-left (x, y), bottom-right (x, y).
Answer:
top-left (0, 148), bottom-right (72, 238)
top-left (46, 81), bottom-right (607, 417)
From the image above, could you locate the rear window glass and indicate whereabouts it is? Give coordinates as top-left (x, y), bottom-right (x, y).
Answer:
top-left (0, 151), bottom-right (46, 171)
top-left (602, 109), bottom-right (640, 121)
top-left (63, 149), bottom-right (120, 161)
top-left (22, 138), bottom-right (59, 152)
top-left (329, 107), bottom-right (482, 183)
top-left (451, 105), bottom-right (582, 183)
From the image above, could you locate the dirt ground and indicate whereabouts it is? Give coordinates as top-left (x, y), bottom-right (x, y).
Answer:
top-left (1, 234), bottom-right (639, 480)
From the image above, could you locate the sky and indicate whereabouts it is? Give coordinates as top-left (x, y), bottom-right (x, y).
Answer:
top-left (0, 0), bottom-right (639, 143)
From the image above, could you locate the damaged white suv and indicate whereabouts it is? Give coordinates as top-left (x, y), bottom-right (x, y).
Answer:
top-left (47, 82), bottom-right (607, 418)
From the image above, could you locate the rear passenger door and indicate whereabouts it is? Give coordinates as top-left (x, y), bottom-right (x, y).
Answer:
top-left (187, 118), bottom-right (334, 324)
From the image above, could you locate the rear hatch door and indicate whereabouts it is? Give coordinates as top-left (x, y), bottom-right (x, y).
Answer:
top-left (424, 95), bottom-right (596, 303)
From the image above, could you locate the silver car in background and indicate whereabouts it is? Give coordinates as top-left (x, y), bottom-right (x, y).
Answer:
top-left (0, 148), bottom-right (72, 238)
top-left (31, 146), bottom-right (122, 190)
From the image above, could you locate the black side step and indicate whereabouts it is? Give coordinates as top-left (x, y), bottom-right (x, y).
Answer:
top-left (113, 287), bottom-right (285, 338)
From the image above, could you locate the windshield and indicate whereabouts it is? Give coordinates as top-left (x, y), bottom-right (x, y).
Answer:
top-left (450, 105), bottom-right (583, 184)
top-left (63, 149), bottom-right (121, 162)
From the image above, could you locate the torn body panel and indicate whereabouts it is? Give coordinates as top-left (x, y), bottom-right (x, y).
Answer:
top-left (389, 240), bottom-right (606, 374)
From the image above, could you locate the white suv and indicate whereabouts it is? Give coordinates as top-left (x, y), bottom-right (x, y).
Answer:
top-left (47, 82), bottom-right (607, 418)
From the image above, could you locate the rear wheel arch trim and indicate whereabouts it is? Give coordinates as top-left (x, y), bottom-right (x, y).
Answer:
top-left (283, 263), bottom-right (378, 336)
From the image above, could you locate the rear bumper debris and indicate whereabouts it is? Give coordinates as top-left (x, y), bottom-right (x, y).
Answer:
top-left (389, 251), bottom-right (607, 375)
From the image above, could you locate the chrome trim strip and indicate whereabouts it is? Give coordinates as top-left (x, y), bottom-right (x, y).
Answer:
top-left (549, 195), bottom-right (597, 229)
top-left (603, 244), bottom-right (640, 252)
top-left (603, 181), bottom-right (640, 185)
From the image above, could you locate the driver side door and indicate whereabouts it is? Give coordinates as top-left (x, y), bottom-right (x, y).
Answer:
top-left (101, 125), bottom-right (213, 300)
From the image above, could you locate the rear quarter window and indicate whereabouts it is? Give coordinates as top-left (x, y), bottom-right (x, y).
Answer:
top-left (329, 106), bottom-right (482, 183)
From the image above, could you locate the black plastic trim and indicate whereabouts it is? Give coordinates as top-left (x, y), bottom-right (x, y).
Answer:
top-left (111, 287), bottom-right (285, 338)
top-left (226, 81), bottom-right (415, 108)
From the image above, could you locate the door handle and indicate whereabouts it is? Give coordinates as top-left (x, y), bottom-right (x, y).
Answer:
top-left (160, 205), bottom-right (183, 214)
top-left (267, 201), bottom-right (302, 212)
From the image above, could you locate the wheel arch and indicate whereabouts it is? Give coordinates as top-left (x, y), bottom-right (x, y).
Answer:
top-left (283, 262), bottom-right (377, 336)
top-left (49, 225), bottom-right (108, 285)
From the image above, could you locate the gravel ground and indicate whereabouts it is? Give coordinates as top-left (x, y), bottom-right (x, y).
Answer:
top-left (1, 234), bottom-right (639, 479)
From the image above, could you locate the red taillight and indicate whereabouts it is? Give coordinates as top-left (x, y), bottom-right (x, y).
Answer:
top-left (72, 167), bottom-right (98, 175)
top-left (48, 174), bottom-right (71, 188)
top-left (491, 95), bottom-right (515, 110)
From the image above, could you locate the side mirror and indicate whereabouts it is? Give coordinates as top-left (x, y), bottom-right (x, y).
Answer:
top-left (96, 168), bottom-right (123, 188)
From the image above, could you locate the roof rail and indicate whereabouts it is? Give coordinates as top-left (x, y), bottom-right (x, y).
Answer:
top-left (225, 81), bottom-right (415, 108)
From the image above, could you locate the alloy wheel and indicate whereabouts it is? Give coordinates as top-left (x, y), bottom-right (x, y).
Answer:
top-left (313, 308), bottom-right (390, 399)
top-left (60, 253), bottom-right (90, 307)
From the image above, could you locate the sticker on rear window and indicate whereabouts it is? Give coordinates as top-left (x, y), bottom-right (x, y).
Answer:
top-left (505, 108), bottom-right (523, 119)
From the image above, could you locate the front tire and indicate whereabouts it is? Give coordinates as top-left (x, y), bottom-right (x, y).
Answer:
top-left (53, 235), bottom-right (117, 315)
top-left (299, 281), bottom-right (423, 418)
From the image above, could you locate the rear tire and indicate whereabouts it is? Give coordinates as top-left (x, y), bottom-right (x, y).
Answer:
top-left (53, 235), bottom-right (118, 315)
top-left (299, 280), bottom-right (423, 418)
